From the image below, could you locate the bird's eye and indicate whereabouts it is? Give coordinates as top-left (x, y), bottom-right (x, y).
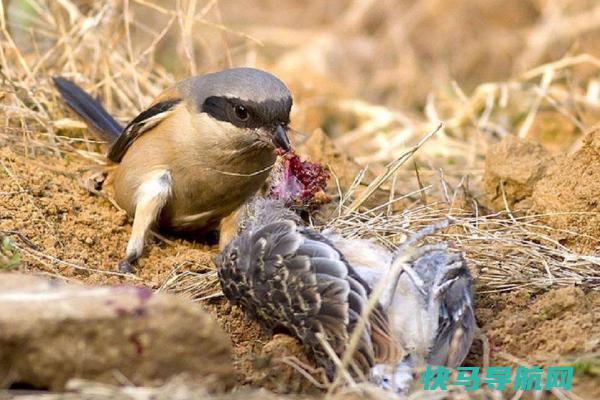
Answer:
top-left (234, 105), bottom-right (249, 121)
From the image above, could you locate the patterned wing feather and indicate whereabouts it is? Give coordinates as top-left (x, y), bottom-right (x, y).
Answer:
top-left (108, 98), bottom-right (182, 162)
top-left (217, 219), bottom-right (401, 376)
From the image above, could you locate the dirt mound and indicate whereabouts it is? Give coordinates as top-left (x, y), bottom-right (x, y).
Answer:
top-left (483, 127), bottom-right (600, 253)
top-left (531, 126), bottom-right (600, 253)
top-left (482, 287), bottom-right (599, 359)
top-left (478, 288), bottom-right (600, 399)
top-left (483, 135), bottom-right (551, 210)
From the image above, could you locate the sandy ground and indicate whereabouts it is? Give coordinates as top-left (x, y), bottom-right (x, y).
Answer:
top-left (1, 138), bottom-right (598, 398)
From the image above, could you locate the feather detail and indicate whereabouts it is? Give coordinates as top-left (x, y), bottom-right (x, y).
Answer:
top-left (352, 240), bottom-right (475, 392)
top-left (108, 98), bottom-right (183, 162)
top-left (52, 77), bottom-right (123, 143)
top-left (216, 198), bottom-right (402, 377)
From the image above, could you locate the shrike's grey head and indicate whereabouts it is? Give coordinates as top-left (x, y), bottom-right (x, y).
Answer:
top-left (185, 67), bottom-right (293, 152)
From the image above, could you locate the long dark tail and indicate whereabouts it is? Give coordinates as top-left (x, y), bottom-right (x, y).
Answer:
top-left (52, 77), bottom-right (123, 143)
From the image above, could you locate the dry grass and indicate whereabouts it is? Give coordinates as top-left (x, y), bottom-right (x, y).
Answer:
top-left (328, 203), bottom-right (600, 294)
top-left (1, 1), bottom-right (599, 399)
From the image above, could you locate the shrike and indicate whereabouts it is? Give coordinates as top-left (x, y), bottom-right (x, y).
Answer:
top-left (53, 68), bottom-right (292, 272)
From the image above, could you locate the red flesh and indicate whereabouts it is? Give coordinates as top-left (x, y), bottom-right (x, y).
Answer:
top-left (270, 150), bottom-right (330, 209)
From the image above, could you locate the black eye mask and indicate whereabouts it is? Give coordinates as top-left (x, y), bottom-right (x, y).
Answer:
top-left (201, 96), bottom-right (291, 129)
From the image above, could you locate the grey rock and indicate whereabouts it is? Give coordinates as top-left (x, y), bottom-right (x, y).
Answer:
top-left (0, 274), bottom-right (234, 390)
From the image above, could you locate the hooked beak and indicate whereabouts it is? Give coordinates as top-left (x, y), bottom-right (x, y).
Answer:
top-left (272, 123), bottom-right (292, 152)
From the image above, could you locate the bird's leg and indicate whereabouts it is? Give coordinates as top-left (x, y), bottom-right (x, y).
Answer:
top-left (394, 218), bottom-right (455, 256)
top-left (119, 170), bottom-right (172, 273)
top-left (423, 255), bottom-right (466, 331)
top-left (402, 266), bottom-right (426, 295)
top-left (432, 256), bottom-right (465, 300)
top-left (380, 219), bottom-right (456, 309)
top-left (381, 243), bottom-right (451, 310)
top-left (432, 276), bottom-right (459, 300)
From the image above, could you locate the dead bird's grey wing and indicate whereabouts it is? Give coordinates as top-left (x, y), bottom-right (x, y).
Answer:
top-left (299, 229), bottom-right (403, 370)
top-left (216, 221), bottom-right (398, 375)
top-left (216, 220), bottom-right (350, 372)
top-left (412, 249), bottom-right (476, 367)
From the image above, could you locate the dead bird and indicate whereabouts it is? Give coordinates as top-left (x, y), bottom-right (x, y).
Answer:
top-left (216, 153), bottom-right (474, 385)
top-left (326, 226), bottom-right (476, 393)
top-left (216, 197), bottom-right (403, 378)
top-left (215, 155), bottom-right (402, 378)
top-left (52, 68), bottom-right (292, 273)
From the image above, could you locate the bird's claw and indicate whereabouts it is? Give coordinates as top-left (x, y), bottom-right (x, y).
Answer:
top-left (433, 276), bottom-right (459, 299)
top-left (404, 266), bottom-right (426, 295)
top-left (118, 259), bottom-right (136, 274)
